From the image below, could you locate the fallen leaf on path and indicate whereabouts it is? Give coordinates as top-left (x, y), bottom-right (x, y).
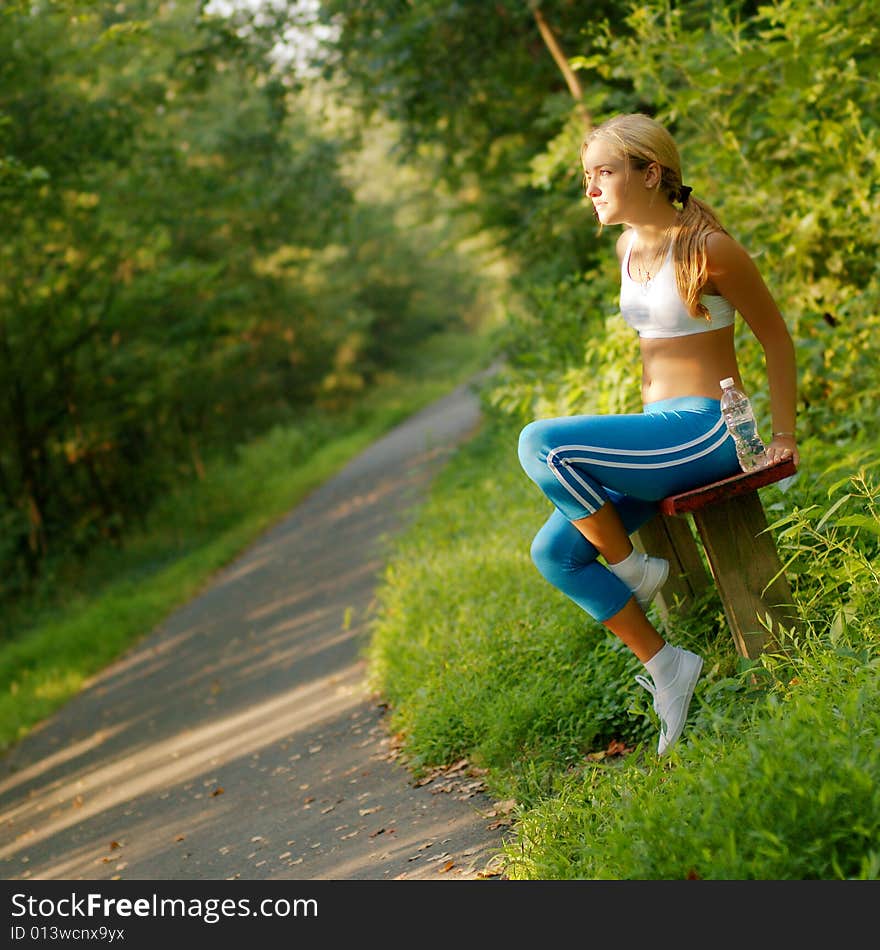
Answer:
top-left (488, 799), bottom-right (516, 817)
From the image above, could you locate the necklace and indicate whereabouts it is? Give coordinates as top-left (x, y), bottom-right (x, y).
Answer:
top-left (631, 228), bottom-right (674, 289)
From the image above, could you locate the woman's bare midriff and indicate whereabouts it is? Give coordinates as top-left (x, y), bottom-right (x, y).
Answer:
top-left (639, 324), bottom-right (742, 406)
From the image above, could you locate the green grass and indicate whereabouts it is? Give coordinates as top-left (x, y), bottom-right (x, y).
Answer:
top-left (0, 328), bottom-right (494, 753)
top-left (505, 651), bottom-right (880, 880)
top-left (366, 415), bottom-right (880, 879)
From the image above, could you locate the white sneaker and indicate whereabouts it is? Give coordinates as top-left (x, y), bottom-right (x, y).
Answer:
top-left (632, 554), bottom-right (669, 610)
top-left (635, 647), bottom-right (703, 755)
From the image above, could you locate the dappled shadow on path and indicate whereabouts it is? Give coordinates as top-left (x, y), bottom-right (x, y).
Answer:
top-left (0, 379), bottom-right (507, 880)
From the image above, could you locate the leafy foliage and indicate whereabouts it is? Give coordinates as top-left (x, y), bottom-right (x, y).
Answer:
top-left (309, 1), bottom-right (631, 279)
top-left (0, 0), bottom-right (484, 606)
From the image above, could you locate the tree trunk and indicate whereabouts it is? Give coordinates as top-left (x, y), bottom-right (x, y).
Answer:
top-left (530, 6), bottom-right (591, 130)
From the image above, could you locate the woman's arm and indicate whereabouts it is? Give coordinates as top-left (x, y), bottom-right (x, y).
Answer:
top-left (705, 231), bottom-right (799, 466)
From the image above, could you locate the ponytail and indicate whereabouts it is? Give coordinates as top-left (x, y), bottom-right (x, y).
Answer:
top-left (672, 194), bottom-right (729, 319)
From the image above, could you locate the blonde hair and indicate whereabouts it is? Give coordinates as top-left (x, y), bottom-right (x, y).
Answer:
top-left (581, 113), bottom-right (727, 319)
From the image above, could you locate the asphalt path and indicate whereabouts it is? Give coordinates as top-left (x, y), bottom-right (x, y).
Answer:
top-left (0, 373), bottom-right (511, 882)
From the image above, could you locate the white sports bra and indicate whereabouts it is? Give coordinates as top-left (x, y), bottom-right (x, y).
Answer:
top-left (619, 231), bottom-right (735, 339)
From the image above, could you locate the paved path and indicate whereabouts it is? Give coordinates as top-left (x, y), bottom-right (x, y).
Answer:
top-left (0, 374), bottom-right (510, 881)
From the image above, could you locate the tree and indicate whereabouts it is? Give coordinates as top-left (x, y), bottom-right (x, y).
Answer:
top-left (1, 0), bottom-right (483, 599)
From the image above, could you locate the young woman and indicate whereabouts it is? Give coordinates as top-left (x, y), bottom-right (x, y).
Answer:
top-left (517, 113), bottom-right (799, 755)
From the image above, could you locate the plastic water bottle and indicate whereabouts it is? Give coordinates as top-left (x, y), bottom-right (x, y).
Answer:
top-left (719, 377), bottom-right (768, 472)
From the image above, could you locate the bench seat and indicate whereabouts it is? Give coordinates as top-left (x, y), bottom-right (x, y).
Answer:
top-left (634, 458), bottom-right (801, 659)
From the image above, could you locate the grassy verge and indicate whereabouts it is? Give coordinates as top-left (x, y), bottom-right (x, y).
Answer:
top-left (0, 328), bottom-right (494, 754)
top-left (367, 411), bottom-right (880, 879)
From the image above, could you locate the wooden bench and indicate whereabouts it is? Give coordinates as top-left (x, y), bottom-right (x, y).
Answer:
top-left (634, 458), bottom-right (801, 659)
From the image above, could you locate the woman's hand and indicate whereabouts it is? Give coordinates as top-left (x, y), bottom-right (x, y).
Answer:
top-left (766, 433), bottom-right (799, 468)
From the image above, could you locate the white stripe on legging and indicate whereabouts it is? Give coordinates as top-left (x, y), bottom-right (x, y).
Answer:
top-left (550, 415), bottom-right (727, 458)
top-left (546, 425), bottom-right (732, 512)
top-left (548, 462), bottom-right (606, 512)
top-left (551, 429), bottom-right (732, 470)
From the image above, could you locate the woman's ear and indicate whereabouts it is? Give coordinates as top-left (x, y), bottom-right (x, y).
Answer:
top-left (643, 161), bottom-right (662, 189)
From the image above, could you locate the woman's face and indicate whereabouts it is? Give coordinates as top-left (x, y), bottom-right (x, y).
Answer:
top-left (582, 138), bottom-right (651, 227)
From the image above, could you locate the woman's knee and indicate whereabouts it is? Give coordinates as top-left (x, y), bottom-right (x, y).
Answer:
top-left (529, 516), bottom-right (597, 580)
top-left (530, 534), bottom-right (567, 585)
top-left (518, 418), bottom-right (558, 482)
top-left (517, 420), bottom-right (541, 469)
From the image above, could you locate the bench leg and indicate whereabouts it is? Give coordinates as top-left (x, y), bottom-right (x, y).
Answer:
top-left (692, 490), bottom-right (801, 659)
top-left (633, 513), bottom-right (711, 621)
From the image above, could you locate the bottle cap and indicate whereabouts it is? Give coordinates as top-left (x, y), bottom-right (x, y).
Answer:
top-left (720, 377), bottom-right (734, 388)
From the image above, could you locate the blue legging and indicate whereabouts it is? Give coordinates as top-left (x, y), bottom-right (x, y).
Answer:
top-left (517, 396), bottom-right (740, 622)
